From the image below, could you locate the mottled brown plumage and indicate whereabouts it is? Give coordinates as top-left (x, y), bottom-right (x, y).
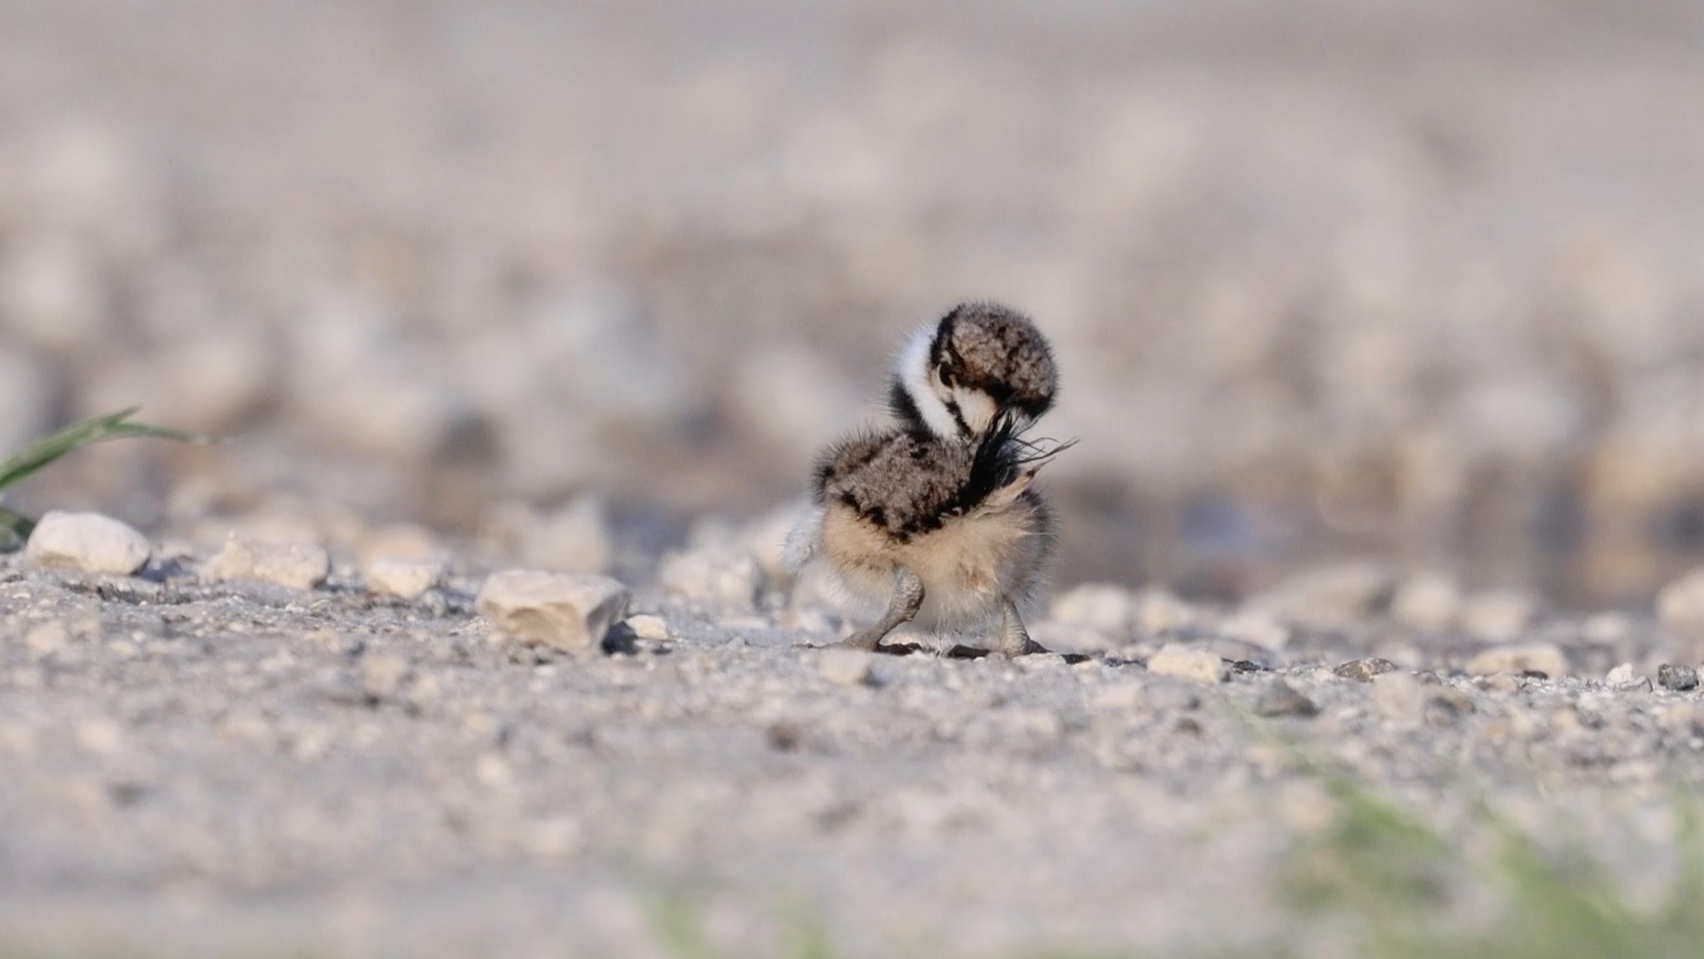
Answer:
top-left (784, 302), bottom-right (1069, 655)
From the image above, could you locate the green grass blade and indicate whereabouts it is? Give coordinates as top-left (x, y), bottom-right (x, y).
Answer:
top-left (0, 407), bottom-right (207, 494)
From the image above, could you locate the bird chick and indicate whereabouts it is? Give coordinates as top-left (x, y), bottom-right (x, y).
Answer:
top-left (784, 302), bottom-right (1069, 655)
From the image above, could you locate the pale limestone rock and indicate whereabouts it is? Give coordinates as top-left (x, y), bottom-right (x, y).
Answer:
top-left (624, 615), bottom-right (670, 641)
top-left (202, 538), bottom-right (330, 590)
top-left (1605, 662), bottom-right (1636, 686)
top-left (25, 510), bottom-right (150, 576)
top-left (1146, 643), bottom-right (1228, 683)
top-left (364, 556), bottom-right (446, 600)
top-left (476, 569), bottom-right (630, 653)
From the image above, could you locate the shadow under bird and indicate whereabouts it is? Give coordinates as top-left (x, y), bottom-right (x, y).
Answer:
top-left (784, 302), bottom-right (1073, 656)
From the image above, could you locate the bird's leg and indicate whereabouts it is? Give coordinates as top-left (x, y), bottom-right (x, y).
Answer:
top-left (998, 598), bottom-right (1050, 656)
top-left (838, 566), bottom-right (925, 651)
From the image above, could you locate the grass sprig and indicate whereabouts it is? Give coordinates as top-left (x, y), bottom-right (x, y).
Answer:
top-left (0, 407), bottom-right (206, 550)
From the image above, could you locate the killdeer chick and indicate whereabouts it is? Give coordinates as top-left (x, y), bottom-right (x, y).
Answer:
top-left (784, 302), bottom-right (1070, 655)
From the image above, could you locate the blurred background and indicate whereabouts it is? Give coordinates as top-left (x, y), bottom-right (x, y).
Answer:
top-left (2, 0), bottom-right (1703, 608)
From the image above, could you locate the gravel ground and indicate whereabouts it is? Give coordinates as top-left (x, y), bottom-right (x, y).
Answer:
top-left (7, 3), bottom-right (1704, 955)
top-left (5, 522), bottom-right (1704, 958)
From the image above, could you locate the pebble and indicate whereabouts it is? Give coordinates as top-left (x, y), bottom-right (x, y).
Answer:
top-left (201, 538), bottom-right (331, 590)
top-left (818, 648), bottom-right (875, 686)
top-left (1605, 662), bottom-right (1636, 686)
top-left (1255, 679), bottom-right (1319, 718)
top-left (24, 510), bottom-right (151, 576)
top-left (475, 569), bottom-right (631, 653)
top-left (624, 614), bottom-right (670, 641)
top-left (1146, 643), bottom-right (1229, 683)
top-left (1658, 664), bottom-right (1699, 692)
top-left (364, 556), bottom-right (445, 600)
top-left (1333, 658), bottom-right (1398, 683)
top-left (1465, 641), bottom-right (1566, 679)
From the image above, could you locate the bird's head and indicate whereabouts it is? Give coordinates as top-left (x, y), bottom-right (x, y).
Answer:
top-left (889, 302), bottom-right (1057, 441)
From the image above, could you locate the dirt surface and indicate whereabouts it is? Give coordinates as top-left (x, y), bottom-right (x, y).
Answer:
top-left (4, 537), bottom-right (1703, 958)
top-left (7, 2), bottom-right (1704, 955)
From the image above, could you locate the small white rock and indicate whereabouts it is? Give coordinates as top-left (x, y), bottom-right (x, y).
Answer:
top-left (1465, 641), bottom-right (1567, 679)
top-left (1605, 662), bottom-right (1636, 686)
top-left (624, 614), bottom-right (670, 641)
top-left (201, 538), bottom-right (330, 590)
top-left (364, 556), bottom-right (445, 600)
top-left (25, 510), bottom-right (151, 575)
top-left (818, 648), bottom-right (875, 685)
top-left (476, 569), bottom-right (631, 653)
top-left (1146, 643), bottom-right (1229, 683)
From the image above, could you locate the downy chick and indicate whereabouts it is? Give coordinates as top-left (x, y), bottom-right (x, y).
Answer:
top-left (784, 302), bottom-right (1069, 655)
